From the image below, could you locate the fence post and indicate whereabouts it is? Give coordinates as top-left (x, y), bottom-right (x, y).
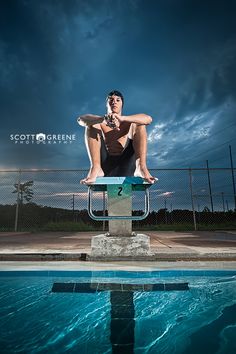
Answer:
top-left (14, 169), bottom-right (21, 232)
top-left (102, 191), bottom-right (106, 232)
top-left (206, 160), bottom-right (214, 212)
top-left (72, 194), bottom-right (75, 221)
top-left (189, 168), bottom-right (197, 231)
top-left (229, 145), bottom-right (236, 211)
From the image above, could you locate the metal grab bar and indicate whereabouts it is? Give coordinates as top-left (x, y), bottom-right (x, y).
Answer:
top-left (88, 187), bottom-right (150, 221)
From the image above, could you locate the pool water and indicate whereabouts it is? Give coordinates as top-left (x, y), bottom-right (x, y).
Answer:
top-left (0, 270), bottom-right (236, 354)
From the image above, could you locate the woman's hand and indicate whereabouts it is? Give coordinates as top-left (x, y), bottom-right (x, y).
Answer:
top-left (105, 113), bottom-right (124, 130)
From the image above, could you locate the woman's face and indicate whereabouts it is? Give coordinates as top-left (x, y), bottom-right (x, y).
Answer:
top-left (107, 95), bottom-right (123, 114)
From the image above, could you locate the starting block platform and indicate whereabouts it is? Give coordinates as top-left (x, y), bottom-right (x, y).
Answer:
top-left (89, 176), bottom-right (151, 191)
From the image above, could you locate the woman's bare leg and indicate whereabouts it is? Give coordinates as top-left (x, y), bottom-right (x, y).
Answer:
top-left (132, 124), bottom-right (157, 184)
top-left (80, 125), bottom-right (104, 184)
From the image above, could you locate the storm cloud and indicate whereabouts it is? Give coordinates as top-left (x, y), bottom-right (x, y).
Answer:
top-left (0, 0), bottom-right (236, 170)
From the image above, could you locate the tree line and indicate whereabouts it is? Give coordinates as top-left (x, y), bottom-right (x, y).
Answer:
top-left (0, 203), bottom-right (235, 231)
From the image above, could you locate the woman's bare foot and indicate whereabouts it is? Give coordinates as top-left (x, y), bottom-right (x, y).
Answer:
top-left (134, 166), bottom-right (158, 184)
top-left (80, 166), bottom-right (104, 185)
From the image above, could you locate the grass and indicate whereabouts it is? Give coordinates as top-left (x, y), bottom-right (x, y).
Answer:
top-left (197, 222), bottom-right (236, 231)
top-left (0, 222), bottom-right (101, 232)
top-left (135, 222), bottom-right (236, 232)
top-left (136, 223), bottom-right (195, 231)
top-left (40, 221), bottom-right (100, 232)
top-left (1, 222), bottom-right (236, 232)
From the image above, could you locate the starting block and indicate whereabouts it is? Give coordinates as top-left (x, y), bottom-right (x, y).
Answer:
top-left (87, 177), bottom-right (155, 259)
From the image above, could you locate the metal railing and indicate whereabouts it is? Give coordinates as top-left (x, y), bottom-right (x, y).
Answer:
top-left (0, 168), bottom-right (235, 231)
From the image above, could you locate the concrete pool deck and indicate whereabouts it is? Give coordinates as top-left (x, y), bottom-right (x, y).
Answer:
top-left (0, 230), bottom-right (236, 263)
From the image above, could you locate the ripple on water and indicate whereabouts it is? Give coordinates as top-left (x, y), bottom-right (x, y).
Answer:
top-left (0, 274), bottom-right (236, 353)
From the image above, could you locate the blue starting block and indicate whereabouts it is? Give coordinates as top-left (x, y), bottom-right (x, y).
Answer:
top-left (88, 176), bottom-right (152, 222)
top-left (87, 177), bottom-right (156, 253)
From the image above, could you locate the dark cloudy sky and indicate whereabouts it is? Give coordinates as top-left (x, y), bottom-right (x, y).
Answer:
top-left (1, 0), bottom-right (236, 170)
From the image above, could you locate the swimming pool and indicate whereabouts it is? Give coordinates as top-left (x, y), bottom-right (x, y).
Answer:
top-left (0, 270), bottom-right (236, 354)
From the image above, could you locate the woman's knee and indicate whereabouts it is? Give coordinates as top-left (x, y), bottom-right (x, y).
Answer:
top-left (86, 125), bottom-right (102, 140)
top-left (132, 124), bottom-right (147, 138)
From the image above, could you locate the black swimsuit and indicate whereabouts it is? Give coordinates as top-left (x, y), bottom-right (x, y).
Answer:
top-left (100, 137), bottom-right (136, 177)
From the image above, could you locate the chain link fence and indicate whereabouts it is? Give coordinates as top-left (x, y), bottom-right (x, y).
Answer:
top-left (0, 168), bottom-right (235, 231)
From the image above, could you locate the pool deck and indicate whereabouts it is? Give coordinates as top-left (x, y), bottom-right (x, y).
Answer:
top-left (0, 230), bottom-right (236, 270)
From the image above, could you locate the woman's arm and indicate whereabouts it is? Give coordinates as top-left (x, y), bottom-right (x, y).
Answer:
top-left (77, 114), bottom-right (105, 127)
top-left (110, 113), bottom-right (152, 127)
top-left (121, 113), bottom-right (152, 125)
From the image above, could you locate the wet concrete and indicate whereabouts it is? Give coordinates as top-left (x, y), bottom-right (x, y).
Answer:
top-left (0, 230), bottom-right (236, 262)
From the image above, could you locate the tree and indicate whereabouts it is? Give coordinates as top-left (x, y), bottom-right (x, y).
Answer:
top-left (202, 206), bottom-right (210, 212)
top-left (12, 180), bottom-right (34, 204)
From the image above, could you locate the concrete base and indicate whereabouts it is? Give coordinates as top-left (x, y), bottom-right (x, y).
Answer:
top-left (91, 233), bottom-right (152, 259)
